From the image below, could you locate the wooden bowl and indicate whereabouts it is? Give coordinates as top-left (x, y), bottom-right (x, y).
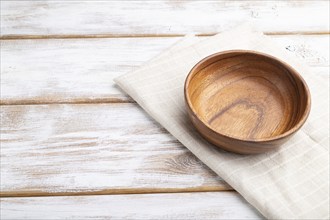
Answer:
top-left (184, 50), bottom-right (311, 154)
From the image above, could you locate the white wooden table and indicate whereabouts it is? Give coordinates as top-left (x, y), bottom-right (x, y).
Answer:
top-left (0, 1), bottom-right (329, 219)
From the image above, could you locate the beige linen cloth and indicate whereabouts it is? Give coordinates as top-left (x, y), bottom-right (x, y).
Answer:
top-left (115, 25), bottom-right (329, 219)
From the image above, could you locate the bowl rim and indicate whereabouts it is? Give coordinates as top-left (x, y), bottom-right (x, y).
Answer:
top-left (184, 50), bottom-right (311, 143)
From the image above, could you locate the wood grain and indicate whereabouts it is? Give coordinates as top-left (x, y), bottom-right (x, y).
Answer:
top-left (1, 1), bottom-right (329, 38)
top-left (1, 35), bottom-right (328, 105)
top-left (185, 51), bottom-right (310, 154)
top-left (0, 103), bottom-right (230, 197)
top-left (0, 1), bottom-right (327, 219)
top-left (0, 192), bottom-right (263, 219)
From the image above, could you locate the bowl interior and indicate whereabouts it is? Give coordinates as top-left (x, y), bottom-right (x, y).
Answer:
top-left (186, 51), bottom-right (309, 141)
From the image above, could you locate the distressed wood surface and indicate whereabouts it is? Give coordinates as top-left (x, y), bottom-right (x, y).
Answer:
top-left (1, 35), bottom-right (328, 105)
top-left (1, 1), bottom-right (329, 38)
top-left (0, 103), bottom-right (230, 197)
top-left (1, 1), bottom-right (329, 219)
top-left (0, 192), bottom-right (263, 219)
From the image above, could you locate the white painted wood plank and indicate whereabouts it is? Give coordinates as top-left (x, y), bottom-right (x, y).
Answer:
top-left (1, 35), bottom-right (328, 104)
top-left (0, 103), bottom-right (229, 196)
top-left (0, 37), bottom-right (179, 104)
top-left (0, 192), bottom-right (263, 219)
top-left (1, 1), bottom-right (328, 37)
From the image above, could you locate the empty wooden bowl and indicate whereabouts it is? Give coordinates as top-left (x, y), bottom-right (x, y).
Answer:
top-left (184, 50), bottom-right (311, 154)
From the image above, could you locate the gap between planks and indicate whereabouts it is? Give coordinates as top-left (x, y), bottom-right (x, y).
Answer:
top-left (1, 32), bottom-right (330, 40)
top-left (0, 98), bottom-right (134, 106)
top-left (0, 186), bottom-right (234, 198)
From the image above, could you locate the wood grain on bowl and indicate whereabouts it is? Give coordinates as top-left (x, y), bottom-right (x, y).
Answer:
top-left (185, 51), bottom-right (311, 154)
